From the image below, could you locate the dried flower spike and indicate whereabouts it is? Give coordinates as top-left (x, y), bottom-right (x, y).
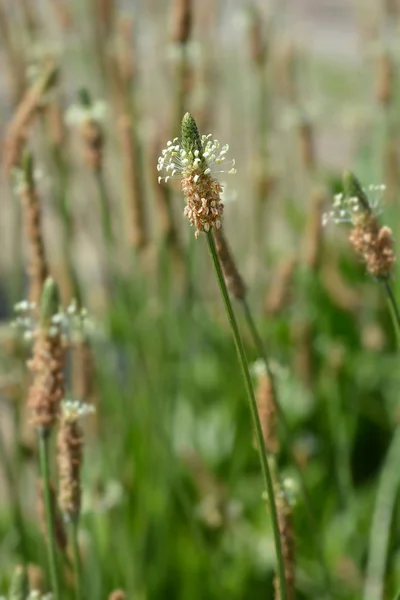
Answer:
top-left (157, 112), bottom-right (236, 237)
top-left (274, 482), bottom-right (295, 600)
top-left (13, 152), bottom-right (49, 305)
top-left (57, 400), bottom-right (94, 521)
top-left (323, 171), bottom-right (395, 280)
top-left (27, 278), bottom-right (65, 433)
top-left (252, 360), bottom-right (278, 454)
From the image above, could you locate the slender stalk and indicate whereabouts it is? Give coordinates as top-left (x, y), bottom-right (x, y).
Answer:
top-left (37, 431), bottom-right (61, 600)
top-left (363, 427), bottom-right (400, 600)
top-left (70, 521), bottom-right (84, 600)
top-left (206, 231), bottom-right (288, 600)
top-left (382, 279), bottom-right (400, 345)
top-left (241, 296), bottom-right (333, 592)
top-left (94, 170), bottom-right (113, 248)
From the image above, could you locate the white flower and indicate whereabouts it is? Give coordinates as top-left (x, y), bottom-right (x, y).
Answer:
top-left (61, 399), bottom-right (95, 421)
top-left (65, 100), bottom-right (107, 127)
top-left (157, 134), bottom-right (237, 184)
top-left (11, 166), bottom-right (43, 195)
top-left (322, 184), bottom-right (385, 227)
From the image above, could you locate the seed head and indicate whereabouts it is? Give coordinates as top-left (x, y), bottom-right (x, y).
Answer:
top-left (157, 113), bottom-right (236, 237)
top-left (323, 171), bottom-right (395, 280)
top-left (57, 400), bottom-right (93, 521)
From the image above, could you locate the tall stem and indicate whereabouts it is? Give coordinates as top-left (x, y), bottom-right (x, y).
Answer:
top-left (37, 431), bottom-right (60, 600)
top-left (206, 231), bottom-right (288, 600)
top-left (241, 297), bottom-right (333, 592)
top-left (382, 279), bottom-right (400, 346)
top-left (70, 521), bottom-right (84, 600)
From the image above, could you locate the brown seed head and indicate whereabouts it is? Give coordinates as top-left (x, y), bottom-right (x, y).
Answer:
top-left (171, 0), bottom-right (192, 44)
top-left (274, 485), bottom-right (295, 600)
top-left (27, 329), bottom-right (65, 433)
top-left (57, 408), bottom-right (84, 521)
top-left (255, 369), bottom-right (278, 454)
top-left (182, 171), bottom-right (223, 237)
top-left (376, 51), bottom-right (393, 106)
top-left (18, 154), bottom-right (49, 305)
top-left (349, 214), bottom-right (395, 279)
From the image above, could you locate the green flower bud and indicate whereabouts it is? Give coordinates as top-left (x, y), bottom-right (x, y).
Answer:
top-left (40, 277), bottom-right (60, 327)
top-left (342, 171), bottom-right (371, 213)
top-left (181, 112), bottom-right (203, 156)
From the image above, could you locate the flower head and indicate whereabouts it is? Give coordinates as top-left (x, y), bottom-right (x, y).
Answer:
top-left (157, 113), bottom-right (236, 237)
top-left (323, 171), bottom-right (395, 280)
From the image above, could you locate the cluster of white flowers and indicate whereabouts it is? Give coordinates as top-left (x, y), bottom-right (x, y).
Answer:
top-left (12, 298), bottom-right (90, 341)
top-left (157, 134), bottom-right (236, 184)
top-left (11, 166), bottom-right (43, 195)
top-left (322, 184), bottom-right (385, 227)
top-left (61, 399), bottom-right (96, 421)
top-left (65, 100), bottom-right (107, 127)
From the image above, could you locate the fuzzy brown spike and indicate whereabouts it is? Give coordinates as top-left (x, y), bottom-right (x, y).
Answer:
top-left (3, 61), bottom-right (58, 172)
top-left (115, 16), bottom-right (136, 90)
top-left (27, 328), bottom-right (65, 433)
top-left (349, 215), bottom-right (395, 280)
top-left (274, 484), bottom-right (295, 600)
top-left (303, 190), bottom-right (325, 271)
top-left (264, 257), bottom-right (297, 316)
top-left (18, 154), bottom-right (49, 305)
top-left (57, 410), bottom-right (83, 521)
top-left (298, 119), bottom-right (315, 171)
top-left (292, 319), bottom-right (313, 390)
top-left (248, 5), bottom-right (267, 66)
top-left (255, 370), bottom-right (278, 454)
top-left (118, 114), bottom-right (148, 250)
top-left (213, 228), bottom-right (246, 300)
top-left (375, 51), bottom-right (394, 107)
top-left (171, 0), bottom-right (192, 44)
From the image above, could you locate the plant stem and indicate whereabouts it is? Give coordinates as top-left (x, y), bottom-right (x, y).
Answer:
top-left (70, 521), bottom-right (84, 600)
top-left (363, 427), bottom-right (400, 600)
top-left (382, 279), bottom-right (400, 346)
top-left (206, 231), bottom-right (288, 600)
top-left (94, 169), bottom-right (113, 249)
top-left (37, 431), bottom-right (60, 600)
top-left (241, 296), bottom-right (333, 593)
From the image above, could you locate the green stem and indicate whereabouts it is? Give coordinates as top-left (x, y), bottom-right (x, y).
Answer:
top-left (363, 427), bottom-right (400, 600)
top-left (206, 231), bottom-right (288, 600)
top-left (37, 431), bottom-right (60, 600)
top-left (94, 169), bottom-right (113, 249)
top-left (241, 297), bottom-right (333, 593)
top-left (382, 279), bottom-right (400, 346)
top-left (70, 521), bottom-right (84, 600)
